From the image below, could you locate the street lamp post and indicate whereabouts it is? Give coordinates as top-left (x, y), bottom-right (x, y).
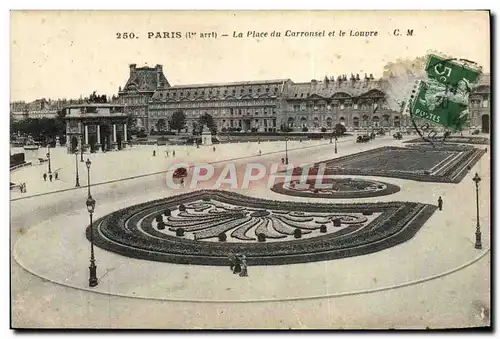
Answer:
top-left (85, 158), bottom-right (98, 287)
top-left (86, 194), bottom-right (98, 287)
top-left (86, 158), bottom-right (92, 196)
top-left (47, 145), bottom-right (52, 174)
top-left (80, 136), bottom-right (84, 162)
top-left (74, 151), bottom-right (80, 187)
top-left (473, 173), bottom-right (482, 249)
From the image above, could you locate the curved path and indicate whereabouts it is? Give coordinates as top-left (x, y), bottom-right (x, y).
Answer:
top-left (11, 137), bottom-right (491, 328)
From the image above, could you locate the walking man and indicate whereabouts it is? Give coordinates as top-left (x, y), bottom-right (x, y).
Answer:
top-left (173, 150), bottom-right (176, 157)
top-left (43, 173), bottom-right (47, 181)
top-left (55, 172), bottom-right (59, 180)
top-left (213, 146), bottom-right (216, 152)
top-left (49, 173), bottom-right (53, 182)
top-left (438, 196), bottom-right (443, 211)
top-left (153, 150), bottom-right (156, 157)
top-left (239, 255), bottom-right (248, 277)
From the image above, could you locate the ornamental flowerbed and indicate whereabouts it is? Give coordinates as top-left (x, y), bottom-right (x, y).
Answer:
top-left (88, 190), bottom-right (437, 266)
top-left (289, 146), bottom-right (485, 184)
top-left (271, 178), bottom-right (401, 199)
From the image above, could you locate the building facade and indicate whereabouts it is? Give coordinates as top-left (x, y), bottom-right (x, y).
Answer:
top-left (116, 64), bottom-right (170, 130)
top-left (149, 79), bottom-right (286, 133)
top-left (469, 74), bottom-right (491, 133)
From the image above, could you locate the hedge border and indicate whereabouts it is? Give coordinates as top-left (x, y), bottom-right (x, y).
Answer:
top-left (270, 178), bottom-right (401, 199)
top-left (87, 190), bottom-right (437, 266)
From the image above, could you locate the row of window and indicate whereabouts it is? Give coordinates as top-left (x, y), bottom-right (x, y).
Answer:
top-left (292, 102), bottom-right (382, 111)
top-left (160, 86), bottom-right (280, 98)
top-left (288, 115), bottom-right (399, 122)
top-left (150, 100), bottom-right (277, 109)
top-left (470, 100), bottom-right (490, 108)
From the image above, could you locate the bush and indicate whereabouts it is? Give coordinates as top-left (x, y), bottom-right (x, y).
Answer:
top-left (251, 127), bottom-right (258, 133)
top-left (176, 228), bottom-right (185, 236)
top-left (320, 225), bottom-right (327, 233)
top-left (157, 222), bottom-right (165, 230)
top-left (179, 204), bottom-right (186, 212)
top-left (218, 233), bottom-right (227, 242)
top-left (473, 129), bottom-right (480, 135)
top-left (221, 127), bottom-right (227, 132)
top-left (257, 233), bottom-right (266, 242)
top-left (321, 127), bottom-right (327, 133)
top-left (362, 211), bottom-right (373, 215)
top-left (155, 215), bottom-right (163, 222)
top-left (294, 228), bottom-right (302, 238)
top-left (164, 209), bottom-right (171, 216)
top-left (302, 127), bottom-right (309, 132)
top-left (333, 218), bottom-right (341, 227)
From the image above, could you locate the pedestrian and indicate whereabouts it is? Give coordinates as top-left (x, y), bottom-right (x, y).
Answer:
top-left (173, 150), bottom-right (176, 157)
top-left (239, 255), bottom-right (248, 277)
top-left (153, 150), bottom-right (156, 157)
top-left (43, 173), bottom-right (47, 181)
top-left (438, 196), bottom-right (443, 211)
top-left (55, 172), bottom-right (59, 180)
top-left (213, 146), bottom-right (216, 152)
top-left (281, 157), bottom-right (285, 164)
top-left (49, 174), bottom-right (53, 182)
top-left (259, 150), bottom-right (262, 156)
top-left (19, 184), bottom-right (23, 193)
top-left (166, 151), bottom-right (169, 157)
top-left (23, 183), bottom-right (27, 193)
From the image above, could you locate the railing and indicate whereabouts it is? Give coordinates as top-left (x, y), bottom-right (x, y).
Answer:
top-left (10, 162), bottom-right (32, 172)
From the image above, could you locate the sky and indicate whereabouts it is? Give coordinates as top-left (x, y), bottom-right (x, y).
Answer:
top-left (10, 10), bottom-right (490, 102)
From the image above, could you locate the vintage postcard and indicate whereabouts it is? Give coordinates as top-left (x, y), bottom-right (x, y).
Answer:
top-left (10, 10), bottom-right (491, 329)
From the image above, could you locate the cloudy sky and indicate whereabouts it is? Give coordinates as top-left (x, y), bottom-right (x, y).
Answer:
top-left (10, 10), bottom-right (490, 102)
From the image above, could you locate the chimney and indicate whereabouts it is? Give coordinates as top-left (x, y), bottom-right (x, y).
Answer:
top-left (129, 64), bottom-right (137, 75)
top-left (156, 64), bottom-right (163, 89)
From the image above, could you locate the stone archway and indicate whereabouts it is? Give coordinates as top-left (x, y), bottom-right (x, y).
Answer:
top-left (100, 124), bottom-right (111, 151)
top-left (481, 114), bottom-right (490, 133)
top-left (70, 136), bottom-right (79, 153)
top-left (89, 134), bottom-right (97, 153)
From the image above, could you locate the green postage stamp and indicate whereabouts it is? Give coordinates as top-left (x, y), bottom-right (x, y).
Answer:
top-left (410, 54), bottom-right (482, 131)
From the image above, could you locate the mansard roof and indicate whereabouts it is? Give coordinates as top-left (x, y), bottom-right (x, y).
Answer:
top-left (151, 79), bottom-right (289, 101)
top-left (170, 79), bottom-right (289, 89)
top-left (123, 67), bottom-right (170, 93)
top-left (286, 78), bottom-right (389, 100)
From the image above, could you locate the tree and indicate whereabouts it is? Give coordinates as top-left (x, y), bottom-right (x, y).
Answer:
top-left (197, 113), bottom-right (216, 135)
top-left (156, 119), bottom-right (166, 135)
top-left (169, 110), bottom-right (186, 132)
top-left (335, 123), bottom-right (346, 136)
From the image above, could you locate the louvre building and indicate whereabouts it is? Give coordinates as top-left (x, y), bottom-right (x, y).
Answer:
top-left (116, 64), bottom-right (491, 134)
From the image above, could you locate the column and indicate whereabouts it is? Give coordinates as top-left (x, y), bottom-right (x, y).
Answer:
top-left (84, 124), bottom-right (90, 152)
top-left (84, 125), bottom-right (89, 144)
top-left (112, 124), bottom-right (118, 150)
top-left (122, 123), bottom-right (128, 149)
top-left (96, 124), bottom-right (102, 152)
